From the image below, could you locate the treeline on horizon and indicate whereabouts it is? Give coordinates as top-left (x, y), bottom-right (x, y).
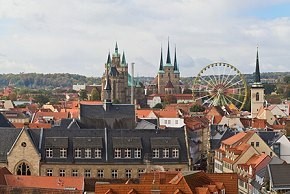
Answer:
top-left (0, 72), bottom-right (289, 89)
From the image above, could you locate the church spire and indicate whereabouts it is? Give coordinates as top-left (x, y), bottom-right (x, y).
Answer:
top-left (104, 63), bottom-right (111, 104)
top-left (255, 47), bottom-right (261, 83)
top-left (121, 51), bottom-right (126, 65)
top-left (173, 45), bottom-right (178, 71)
top-left (159, 47), bottom-right (164, 71)
top-left (166, 38), bottom-right (171, 64)
top-left (115, 42), bottom-right (118, 54)
top-left (106, 52), bottom-right (111, 65)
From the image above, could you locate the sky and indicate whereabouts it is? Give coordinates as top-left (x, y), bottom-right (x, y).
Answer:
top-left (0, 0), bottom-right (290, 77)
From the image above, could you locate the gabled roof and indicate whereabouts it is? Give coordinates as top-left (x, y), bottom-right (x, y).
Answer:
top-left (165, 80), bottom-right (174, 89)
top-left (153, 109), bottom-right (179, 118)
top-left (0, 112), bottom-right (14, 128)
top-left (0, 128), bottom-right (22, 162)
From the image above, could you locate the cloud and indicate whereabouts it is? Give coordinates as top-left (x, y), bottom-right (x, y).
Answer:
top-left (0, 0), bottom-right (290, 77)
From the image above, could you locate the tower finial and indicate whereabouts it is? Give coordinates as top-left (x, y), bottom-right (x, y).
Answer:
top-left (104, 63), bottom-right (111, 103)
top-left (106, 51), bottom-right (111, 65)
top-left (159, 46), bottom-right (164, 71)
top-left (121, 51), bottom-right (126, 65)
top-left (255, 47), bottom-right (261, 83)
top-left (115, 42), bottom-right (118, 54)
top-left (166, 37), bottom-right (171, 64)
top-left (173, 45), bottom-right (178, 71)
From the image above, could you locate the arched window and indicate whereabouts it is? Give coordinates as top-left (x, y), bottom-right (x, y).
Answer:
top-left (256, 92), bottom-right (259, 101)
top-left (16, 162), bottom-right (31, 176)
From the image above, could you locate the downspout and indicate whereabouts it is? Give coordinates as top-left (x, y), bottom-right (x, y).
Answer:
top-left (183, 125), bottom-right (191, 170)
top-left (105, 127), bottom-right (108, 162)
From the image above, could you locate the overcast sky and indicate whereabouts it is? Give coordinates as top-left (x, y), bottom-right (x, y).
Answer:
top-left (0, 0), bottom-right (290, 77)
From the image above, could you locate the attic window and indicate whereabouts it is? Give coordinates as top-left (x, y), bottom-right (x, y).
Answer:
top-left (21, 142), bottom-right (27, 147)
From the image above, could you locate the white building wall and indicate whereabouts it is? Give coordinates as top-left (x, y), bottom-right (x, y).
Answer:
top-left (159, 118), bottom-right (184, 128)
top-left (275, 135), bottom-right (290, 163)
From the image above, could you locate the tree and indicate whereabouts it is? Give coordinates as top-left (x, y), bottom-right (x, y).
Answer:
top-left (91, 88), bottom-right (100, 100)
top-left (8, 92), bottom-right (17, 101)
top-left (190, 104), bottom-right (205, 112)
top-left (34, 94), bottom-right (49, 105)
top-left (153, 103), bottom-right (163, 109)
top-left (79, 89), bottom-right (88, 100)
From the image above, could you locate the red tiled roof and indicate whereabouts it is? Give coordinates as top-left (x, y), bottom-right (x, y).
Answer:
top-left (4, 175), bottom-right (84, 191)
top-left (136, 109), bottom-right (153, 118)
top-left (32, 112), bottom-right (69, 123)
top-left (12, 123), bottom-right (51, 129)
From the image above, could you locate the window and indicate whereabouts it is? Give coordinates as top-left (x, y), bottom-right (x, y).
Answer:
top-left (175, 168), bottom-right (182, 171)
top-left (134, 148), bottom-right (141, 158)
top-left (59, 169), bottom-right (65, 177)
top-left (256, 142), bottom-right (259, 147)
top-left (17, 162), bottom-right (31, 176)
top-left (270, 152), bottom-right (273, 157)
top-left (115, 148), bottom-right (121, 158)
top-left (97, 169), bottom-right (104, 178)
top-left (168, 120), bottom-right (171, 124)
top-left (85, 148), bottom-right (91, 158)
top-left (164, 120), bottom-right (167, 124)
top-left (84, 169), bottom-right (91, 177)
top-left (138, 169), bottom-right (145, 178)
top-left (60, 148), bottom-right (67, 158)
top-left (72, 169), bottom-right (78, 177)
top-left (125, 169), bottom-right (132, 178)
top-left (75, 148), bottom-right (81, 158)
top-left (163, 148), bottom-right (169, 158)
top-left (111, 169), bottom-right (118, 179)
top-left (256, 92), bottom-right (259, 101)
top-left (95, 148), bottom-right (102, 158)
top-left (46, 148), bottom-right (53, 158)
top-left (172, 148), bottom-right (179, 158)
top-left (124, 148), bottom-right (131, 158)
top-left (251, 142), bottom-right (254, 146)
top-left (153, 149), bottom-right (159, 158)
top-left (46, 169), bottom-right (53, 176)
top-left (175, 120), bottom-right (178, 124)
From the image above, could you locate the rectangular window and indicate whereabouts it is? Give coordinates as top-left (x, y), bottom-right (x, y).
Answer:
top-left (164, 120), bottom-right (167, 124)
top-left (125, 169), bottom-right (132, 179)
top-left (84, 169), bottom-right (91, 177)
top-left (97, 169), bottom-right (104, 178)
top-left (163, 148), bottom-right (169, 158)
top-left (124, 148), bottom-right (131, 158)
top-left (175, 120), bottom-right (178, 124)
top-left (175, 168), bottom-right (182, 171)
top-left (152, 149), bottom-right (159, 158)
top-left (72, 169), bottom-right (78, 177)
top-left (168, 120), bottom-right (171, 124)
top-left (46, 148), bottom-right (53, 158)
top-left (256, 142), bottom-right (260, 147)
top-left (251, 142), bottom-right (254, 146)
top-left (111, 169), bottom-right (118, 179)
top-left (134, 148), bottom-right (141, 158)
top-left (46, 169), bottom-right (53, 176)
top-left (75, 148), bottom-right (81, 158)
top-left (114, 148), bottom-right (121, 158)
top-left (85, 148), bottom-right (91, 158)
top-left (172, 148), bottom-right (179, 158)
top-left (95, 148), bottom-right (102, 158)
top-left (59, 169), bottom-right (65, 177)
top-left (138, 169), bottom-right (145, 178)
top-left (60, 148), bottom-right (67, 158)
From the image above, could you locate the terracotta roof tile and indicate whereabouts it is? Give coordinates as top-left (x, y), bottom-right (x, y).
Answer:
top-left (4, 175), bottom-right (84, 191)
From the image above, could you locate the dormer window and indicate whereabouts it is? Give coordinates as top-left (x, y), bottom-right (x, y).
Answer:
top-left (124, 148), bottom-right (131, 158)
top-left (114, 148), bottom-right (121, 158)
top-left (46, 148), bottom-right (53, 158)
top-left (60, 148), bottom-right (67, 158)
top-left (85, 148), bottom-right (91, 158)
top-left (75, 148), bottom-right (81, 158)
top-left (172, 148), bottom-right (179, 158)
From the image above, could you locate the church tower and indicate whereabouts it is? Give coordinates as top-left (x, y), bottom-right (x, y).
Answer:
top-left (157, 40), bottom-right (181, 94)
top-left (251, 47), bottom-right (264, 118)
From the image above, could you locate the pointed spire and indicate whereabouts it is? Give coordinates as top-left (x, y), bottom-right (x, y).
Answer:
top-left (255, 47), bottom-right (261, 83)
top-left (106, 52), bottom-right (111, 65)
top-left (159, 47), bottom-right (164, 71)
top-left (104, 63), bottom-right (111, 103)
top-left (121, 51), bottom-right (126, 65)
top-left (115, 42), bottom-right (118, 54)
top-left (173, 45), bottom-right (178, 71)
top-left (166, 38), bottom-right (171, 64)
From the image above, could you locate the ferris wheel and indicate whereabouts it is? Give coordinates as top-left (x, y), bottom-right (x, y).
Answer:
top-left (193, 62), bottom-right (247, 111)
